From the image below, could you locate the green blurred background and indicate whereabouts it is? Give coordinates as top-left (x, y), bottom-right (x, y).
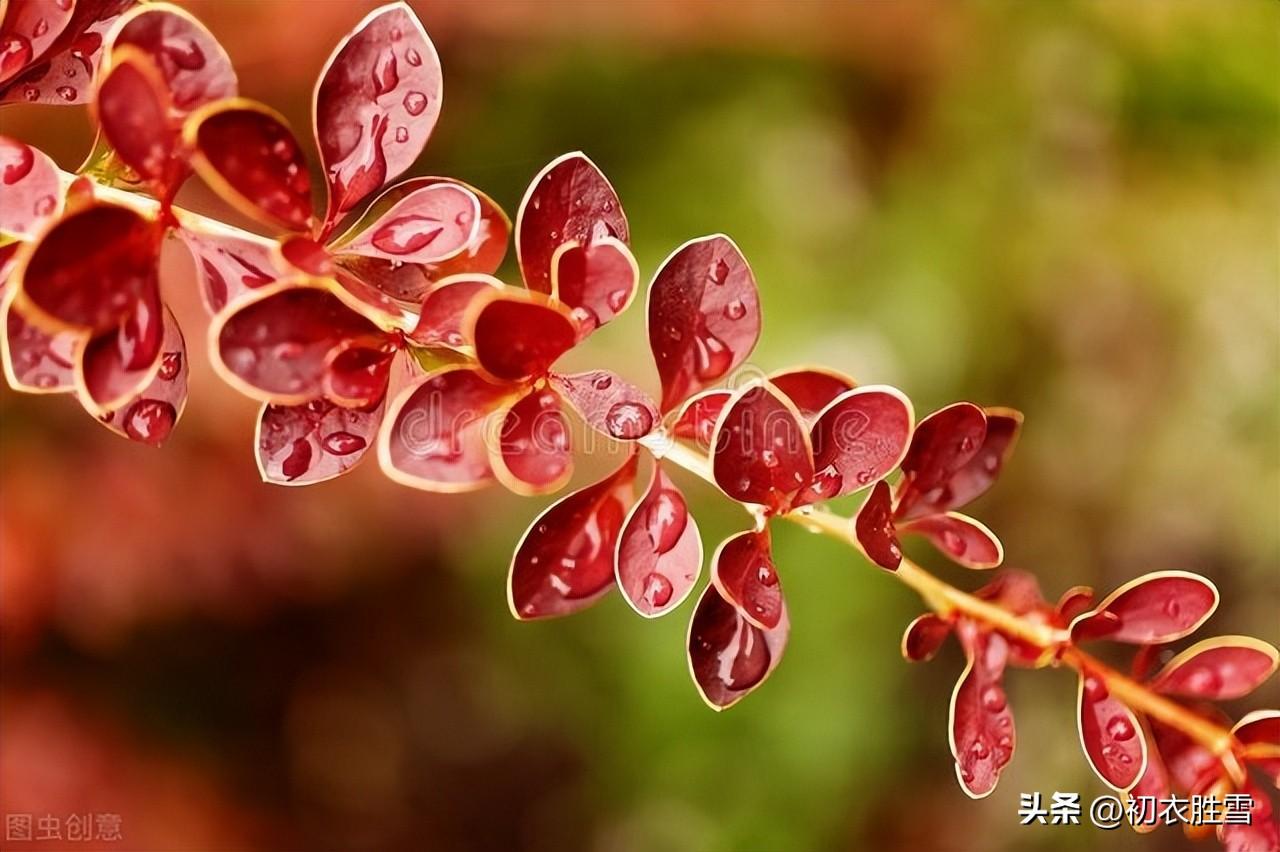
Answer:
top-left (1, 1), bottom-right (1277, 850)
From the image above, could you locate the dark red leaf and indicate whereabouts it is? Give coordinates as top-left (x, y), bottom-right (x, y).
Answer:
top-left (894, 402), bottom-right (988, 521)
top-left (338, 182), bottom-right (480, 264)
top-left (108, 4), bottom-right (236, 115)
top-left (0, 0), bottom-right (129, 106)
top-left (378, 364), bottom-right (512, 491)
top-left (711, 528), bottom-right (783, 630)
top-left (1148, 637), bottom-right (1278, 701)
top-left (549, 370), bottom-right (658, 442)
top-left (670, 389), bottom-right (732, 450)
top-left (1233, 711), bottom-right (1280, 787)
top-left (1054, 585), bottom-right (1096, 624)
top-left (258, 396), bottom-right (383, 485)
top-left (550, 236), bottom-right (638, 338)
top-left (937, 406), bottom-right (1023, 512)
top-left (899, 512), bottom-right (1003, 570)
top-left (330, 266), bottom-right (408, 328)
top-left (855, 480), bottom-right (902, 571)
top-left (408, 274), bottom-right (501, 349)
top-left (616, 465), bottom-right (702, 617)
top-left (95, 48), bottom-right (185, 198)
top-left (0, 135), bottom-right (62, 236)
top-left (77, 284), bottom-right (164, 413)
top-left (1217, 783), bottom-right (1279, 852)
top-left (516, 152), bottom-right (627, 296)
top-left (314, 2), bottom-right (440, 224)
top-left (176, 228), bottom-right (284, 314)
top-left (2, 292), bottom-right (76, 393)
top-left (648, 234), bottom-right (760, 411)
top-left (0, 0), bottom-right (75, 86)
top-left (769, 367), bottom-right (856, 419)
top-left (711, 381), bottom-right (813, 513)
top-left (331, 252), bottom-right (429, 305)
top-left (187, 101), bottom-right (314, 232)
top-left (1077, 669), bottom-right (1146, 792)
top-left (950, 619), bottom-right (1016, 798)
top-left (901, 612), bottom-right (952, 662)
top-left (508, 452), bottom-right (639, 620)
top-left (492, 387), bottom-right (573, 496)
top-left (279, 236), bottom-right (333, 277)
top-left (469, 291), bottom-right (576, 382)
top-left (687, 581), bottom-right (788, 711)
top-left (16, 202), bottom-right (159, 335)
top-left (796, 385), bottom-right (913, 506)
top-left (323, 335), bottom-right (396, 408)
top-left (97, 306), bottom-right (186, 446)
top-left (1069, 571), bottom-right (1219, 645)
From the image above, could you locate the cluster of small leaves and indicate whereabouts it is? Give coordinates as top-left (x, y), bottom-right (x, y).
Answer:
top-left (1, 3), bottom-right (1275, 848)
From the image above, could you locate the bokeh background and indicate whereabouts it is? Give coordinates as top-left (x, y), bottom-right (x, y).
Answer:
top-left (1, 1), bottom-right (1277, 850)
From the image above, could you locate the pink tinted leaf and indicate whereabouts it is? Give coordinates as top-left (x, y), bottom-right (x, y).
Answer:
top-left (314, 2), bottom-right (440, 224)
top-left (2, 290), bottom-right (76, 393)
top-left (648, 234), bottom-right (761, 412)
top-left (107, 3), bottom-right (236, 115)
top-left (491, 387), bottom-right (573, 496)
top-left (516, 152), bottom-right (628, 296)
top-left (902, 612), bottom-right (952, 662)
top-left (77, 284), bottom-right (164, 414)
top-left (186, 100), bottom-right (315, 232)
top-left (0, 0), bottom-right (75, 86)
top-left (1148, 637), bottom-right (1278, 701)
top-left (1218, 783), bottom-right (1280, 852)
top-left (468, 291), bottom-right (577, 382)
top-left (331, 252), bottom-right (429, 306)
top-left (671, 389), bottom-right (732, 450)
top-left (797, 385), bottom-right (913, 506)
top-left (687, 581), bottom-right (788, 711)
top-left (0, 0), bottom-right (129, 106)
top-left (96, 306), bottom-right (186, 446)
top-left (176, 227), bottom-right (284, 314)
top-left (258, 396), bottom-right (384, 485)
top-left (711, 381), bottom-right (812, 513)
top-left (854, 480), bottom-right (902, 571)
top-left (894, 402), bottom-right (988, 521)
top-left (1233, 711), bottom-right (1280, 786)
top-left (769, 367), bottom-right (856, 420)
top-left (949, 620), bottom-right (1016, 798)
top-left (549, 370), bottom-right (658, 442)
top-left (1069, 571), bottom-right (1219, 645)
top-left (899, 512), bottom-right (1003, 570)
top-left (339, 183), bottom-right (480, 265)
top-left (210, 280), bottom-right (382, 405)
top-left (710, 528), bottom-right (783, 630)
top-left (616, 465), bottom-right (702, 617)
top-left (0, 136), bottom-right (62, 236)
top-left (95, 48), bottom-right (185, 198)
top-left (407, 273), bottom-right (501, 349)
top-left (939, 406), bottom-right (1023, 511)
top-left (1077, 670), bottom-right (1147, 792)
top-left (508, 452), bottom-right (639, 620)
top-left (377, 365), bottom-right (511, 491)
top-left (550, 236), bottom-right (638, 338)
top-left (16, 202), bottom-right (159, 335)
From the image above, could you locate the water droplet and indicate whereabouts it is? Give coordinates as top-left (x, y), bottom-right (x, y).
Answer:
top-left (1106, 715), bottom-right (1135, 742)
top-left (0, 140), bottom-right (33, 186)
top-left (31, 193), bottom-right (55, 217)
top-left (163, 38), bottom-right (205, 71)
top-left (693, 328), bottom-right (732, 380)
top-left (1163, 598), bottom-right (1181, 619)
top-left (1101, 744), bottom-right (1133, 766)
top-left (981, 685), bottom-right (1007, 712)
top-left (405, 47), bottom-right (422, 66)
top-left (708, 257), bottom-right (729, 285)
top-left (960, 436), bottom-right (975, 453)
top-left (394, 125), bottom-right (409, 143)
top-left (444, 331), bottom-right (464, 347)
top-left (942, 529), bottom-right (968, 556)
top-left (1083, 675), bottom-right (1109, 702)
top-left (33, 19), bottom-right (49, 38)
top-left (559, 556), bottom-right (576, 571)
top-left (55, 85), bottom-right (76, 101)
top-left (724, 299), bottom-right (747, 320)
top-left (960, 767), bottom-right (975, 784)
top-left (371, 50), bottom-right (399, 97)
top-left (983, 453), bottom-right (999, 473)
top-left (390, 27), bottom-right (403, 41)
top-left (402, 90), bottom-right (428, 116)
top-left (592, 374), bottom-right (613, 391)
top-left (371, 214), bottom-right (444, 255)
top-left (1184, 667), bottom-right (1222, 695)
top-left (124, 399), bottom-right (176, 445)
top-left (23, 86), bottom-right (39, 102)
top-left (605, 401), bottom-right (654, 440)
top-left (804, 464), bottom-right (842, 502)
top-left (760, 449), bottom-right (779, 468)
top-left (640, 572), bottom-right (674, 608)
top-left (158, 352), bottom-right (182, 381)
top-left (322, 431), bottom-right (367, 456)
top-left (646, 489), bottom-right (687, 554)
top-left (756, 561), bottom-right (778, 587)
top-left (606, 288), bottom-right (629, 312)
top-left (969, 738), bottom-right (990, 760)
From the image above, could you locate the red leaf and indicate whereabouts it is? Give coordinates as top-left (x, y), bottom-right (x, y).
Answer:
top-left (331, 252), bottom-right (429, 306)
top-left (0, 0), bottom-right (75, 87)
top-left (899, 512), bottom-right (1003, 570)
top-left (258, 396), bottom-right (383, 485)
top-left (337, 182), bottom-right (480, 265)
top-left (1124, 726), bottom-right (1171, 832)
top-left (0, 136), bottom-right (62, 236)
top-left (1, 292), bottom-right (76, 393)
top-left (1218, 783), bottom-right (1280, 852)
top-left (1150, 718), bottom-right (1224, 796)
top-left (549, 370), bottom-right (658, 442)
top-left (95, 48), bottom-right (185, 198)
top-left (329, 267), bottom-right (408, 328)
top-left (77, 284), bottom-right (164, 413)
top-left (797, 385), bottom-right (913, 505)
top-left (97, 306), bottom-right (187, 446)
top-left (313, 3), bottom-right (440, 224)
top-left (902, 612), bottom-right (952, 662)
top-left (939, 406), bottom-right (1023, 512)
top-left (210, 280), bottom-right (382, 405)
top-left (616, 465), bottom-right (702, 617)
top-left (1070, 571), bottom-right (1219, 645)
top-left (508, 452), bottom-right (639, 620)
top-left (687, 581), bottom-right (788, 711)
top-left (408, 273), bottom-right (501, 349)
top-left (894, 402), bottom-right (988, 521)
top-left (377, 364), bottom-right (511, 491)
top-left (855, 480), bottom-right (902, 571)
top-left (711, 381), bottom-right (813, 513)
top-left (949, 620), bottom-right (1016, 798)
top-left (1054, 585), bottom-right (1095, 624)
top-left (176, 228), bottom-right (283, 314)
top-left (469, 291), bottom-right (577, 382)
top-left (0, 0), bottom-right (129, 106)
top-left (323, 335), bottom-right (396, 408)
top-left (279, 236), bottom-right (333, 277)
top-left (516, 152), bottom-right (628, 296)
top-left (491, 388), bottom-right (573, 496)
top-left (648, 234), bottom-right (760, 411)
top-left (1233, 711), bottom-right (1280, 787)
top-left (107, 4), bottom-right (236, 115)
top-left (550, 236), bottom-right (638, 338)
top-left (1148, 637), bottom-right (1278, 701)
top-left (769, 367), bottom-right (856, 419)
top-left (710, 528), bottom-right (783, 630)
top-left (670, 389), bottom-right (732, 450)
top-left (16, 202), bottom-right (159, 335)
top-left (1077, 669), bottom-right (1146, 792)
top-left (187, 100), bottom-right (315, 232)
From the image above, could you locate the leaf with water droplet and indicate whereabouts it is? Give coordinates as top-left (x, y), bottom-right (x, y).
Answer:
top-left (96, 48), bottom-right (187, 202)
top-left (1077, 666), bottom-right (1147, 792)
top-left (1, 293), bottom-right (77, 395)
top-left (176, 228), bottom-right (285, 314)
top-left (894, 402), bottom-right (989, 521)
top-left (949, 619), bottom-right (1016, 798)
top-left (0, 135), bottom-right (61, 236)
top-left (616, 465), bottom-right (701, 617)
top-left (710, 528), bottom-right (784, 630)
top-left (670, 389), bottom-right (732, 450)
top-left (258, 394), bottom-right (383, 485)
top-left (550, 369), bottom-right (658, 443)
top-left (1148, 636), bottom-right (1278, 700)
top-left (1068, 571), bottom-right (1219, 645)
top-left (768, 367), bottom-right (857, 420)
top-left (687, 581), bottom-right (789, 710)
top-left (468, 290), bottom-right (577, 382)
top-left (855, 481), bottom-right (903, 571)
top-left (901, 612), bottom-right (952, 662)
top-left (339, 182), bottom-right (481, 265)
top-left (711, 381), bottom-right (813, 514)
top-left (547, 237), bottom-right (638, 340)
top-left (407, 273), bottom-right (502, 350)
top-left (491, 387), bottom-right (573, 495)
top-left (797, 385), bottom-right (914, 507)
top-left (898, 512), bottom-right (1003, 570)
top-left (109, 4), bottom-right (237, 115)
